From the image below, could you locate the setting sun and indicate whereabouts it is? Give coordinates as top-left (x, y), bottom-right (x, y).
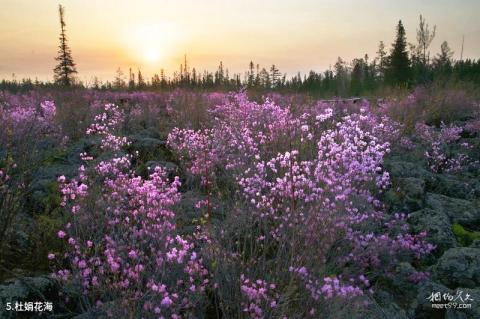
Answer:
top-left (121, 21), bottom-right (184, 66)
top-left (144, 47), bottom-right (161, 63)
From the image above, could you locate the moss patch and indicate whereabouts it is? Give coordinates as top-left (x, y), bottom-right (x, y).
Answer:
top-left (452, 223), bottom-right (480, 246)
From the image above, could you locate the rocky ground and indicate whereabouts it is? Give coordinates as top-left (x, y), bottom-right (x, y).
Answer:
top-left (1, 126), bottom-right (480, 318)
top-left (376, 136), bottom-right (480, 318)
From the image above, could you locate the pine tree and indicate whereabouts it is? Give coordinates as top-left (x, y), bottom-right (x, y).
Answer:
top-left (215, 61), bottom-right (224, 86)
top-left (113, 67), bottom-right (126, 88)
top-left (137, 69), bottom-right (146, 88)
top-left (192, 68), bottom-right (197, 86)
top-left (54, 5), bottom-right (77, 86)
top-left (386, 20), bottom-right (411, 86)
top-left (160, 69), bottom-right (167, 87)
top-left (351, 58), bottom-right (366, 95)
top-left (376, 41), bottom-right (387, 80)
top-left (183, 54), bottom-right (189, 83)
top-left (91, 76), bottom-right (100, 89)
top-left (334, 57), bottom-right (348, 96)
top-left (433, 41), bottom-right (454, 74)
top-left (248, 61), bottom-right (255, 87)
top-left (151, 74), bottom-right (160, 88)
top-left (270, 64), bottom-right (281, 88)
top-left (436, 41), bottom-right (453, 65)
top-left (254, 64), bottom-right (260, 87)
top-left (128, 68), bottom-right (135, 89)
top-left (259, 68), bottom-right (270, 88)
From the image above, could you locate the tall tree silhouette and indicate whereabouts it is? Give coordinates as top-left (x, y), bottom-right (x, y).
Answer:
top-left (433, 41), bottom-right (454, 75)
top-left (386, 20), bottom-right (411, 86)
top-left (410, 14), bottom-right (436, 83)
top-left (114, 67), bottom-right (126, 88)
top-left (416, 14), bottom-right (436, 66)
top-left (334, 57), bottom-right (348, 96)
top-left (435, 41), bottom-right (454, 66)
top-left (128, 68), bottom-right (135, 89)
top-left (351, 57), bottom-right (366, 95)
top-left (376, 41), bottom-right (387, 80)
top-left (54, 5), bottom-right (77, 86)
top-left (137, 69), bottom-right (146, 88)
top-left (259, 67), bottom-right (270, 88)
top-left (215, 61), bottom-right (225, 85)
top-left (247, 61), bottom-right (255, 87)
top-left (270, 64), bottom-right (281, 88)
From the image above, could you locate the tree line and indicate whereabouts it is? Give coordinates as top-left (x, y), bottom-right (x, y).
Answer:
top-left (1, 10), bottom-right (479, 96)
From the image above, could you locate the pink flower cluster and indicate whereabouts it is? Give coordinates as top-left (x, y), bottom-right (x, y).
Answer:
top-left (416, 122), bottom-right (471, 172)
top-left (168, 93), bottom-right (432, 310)
top-left (1, 97), bottom-right (57, 128)
top-left (207, 91), bottom-right (293, 171)
top-left (86, 103), bottom-right (129, 151)
top-left (167, 128), bottom-right (218, 178)
top-left (345, 214), bottom-right (435, 274)
top-left (464, 118), bottom-right (480, 134)
top-left (40, 100), bottom-right (56, 120)
top-left (289, 267), bottom-right (364, 301)
top-left (53, 103), bottom-right (208, 317)
top-left (240, 274), bottom-right (279, 319)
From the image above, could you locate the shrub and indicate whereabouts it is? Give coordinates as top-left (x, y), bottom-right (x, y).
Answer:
top-left (168, 92), bottom-right (433, 317)
top-left (52, 104), bottom-right (209, 318)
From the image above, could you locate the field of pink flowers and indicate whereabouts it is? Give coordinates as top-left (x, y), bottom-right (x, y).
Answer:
top-left (1, 88), bottom-right (480, 318)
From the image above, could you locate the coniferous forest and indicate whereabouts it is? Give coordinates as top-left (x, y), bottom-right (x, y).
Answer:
top-left (2, 17), bottom-right (480, 96)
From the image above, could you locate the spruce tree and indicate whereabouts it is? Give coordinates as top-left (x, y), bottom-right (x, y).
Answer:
top-left (113, 67), bottom-right (126, 88)
top-left (351, 58), bottom-right (366, 95)
top-left (259, 68), bottom-right (270, 88)
top-left (433, 41), bottom-right (454, 75)
top-left (334, 57), bottom-right (348, 96)
top-left (54, 5), bottom-right (77, 86)
top-left (376, 41), bottom-right (387, 80)
top-left (270, 64), bottom-right (281, 88)
top-left (386, 20), bottom-right (411, 86)
top-left (128, 68), bottom-right (135, 89)
top-left (248, 61), bottom-right (255, 87)
top-left (137, 69), bottom-right (146, 88)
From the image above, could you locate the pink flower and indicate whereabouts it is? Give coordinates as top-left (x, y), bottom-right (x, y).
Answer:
top-left (110, 262), bottom-right (120, 273)
top-left (161, 296), bottom-right (173, 307)
top-left (57, 230), bottom-right (66, 238)
top-left (128, 250), bottom-right (137, 259)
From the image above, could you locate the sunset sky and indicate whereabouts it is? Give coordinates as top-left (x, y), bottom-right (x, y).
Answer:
top-left (1, 0), bottom-right (479, 83)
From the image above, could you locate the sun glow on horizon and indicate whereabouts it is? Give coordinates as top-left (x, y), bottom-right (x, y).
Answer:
top-left (1, 0), bottom-right (480, 81)
top-left (144, 47), bottom-right (161, 63)
top-left (121, 21), bottom-right (184, 66)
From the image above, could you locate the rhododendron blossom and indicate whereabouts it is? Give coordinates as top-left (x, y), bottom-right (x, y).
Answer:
top-left (53, 103), bottom-right (208, 318)
top-left (416, 122), bottom-right (473, 172)
top-left (168, 93), bottom-right (433, 313)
